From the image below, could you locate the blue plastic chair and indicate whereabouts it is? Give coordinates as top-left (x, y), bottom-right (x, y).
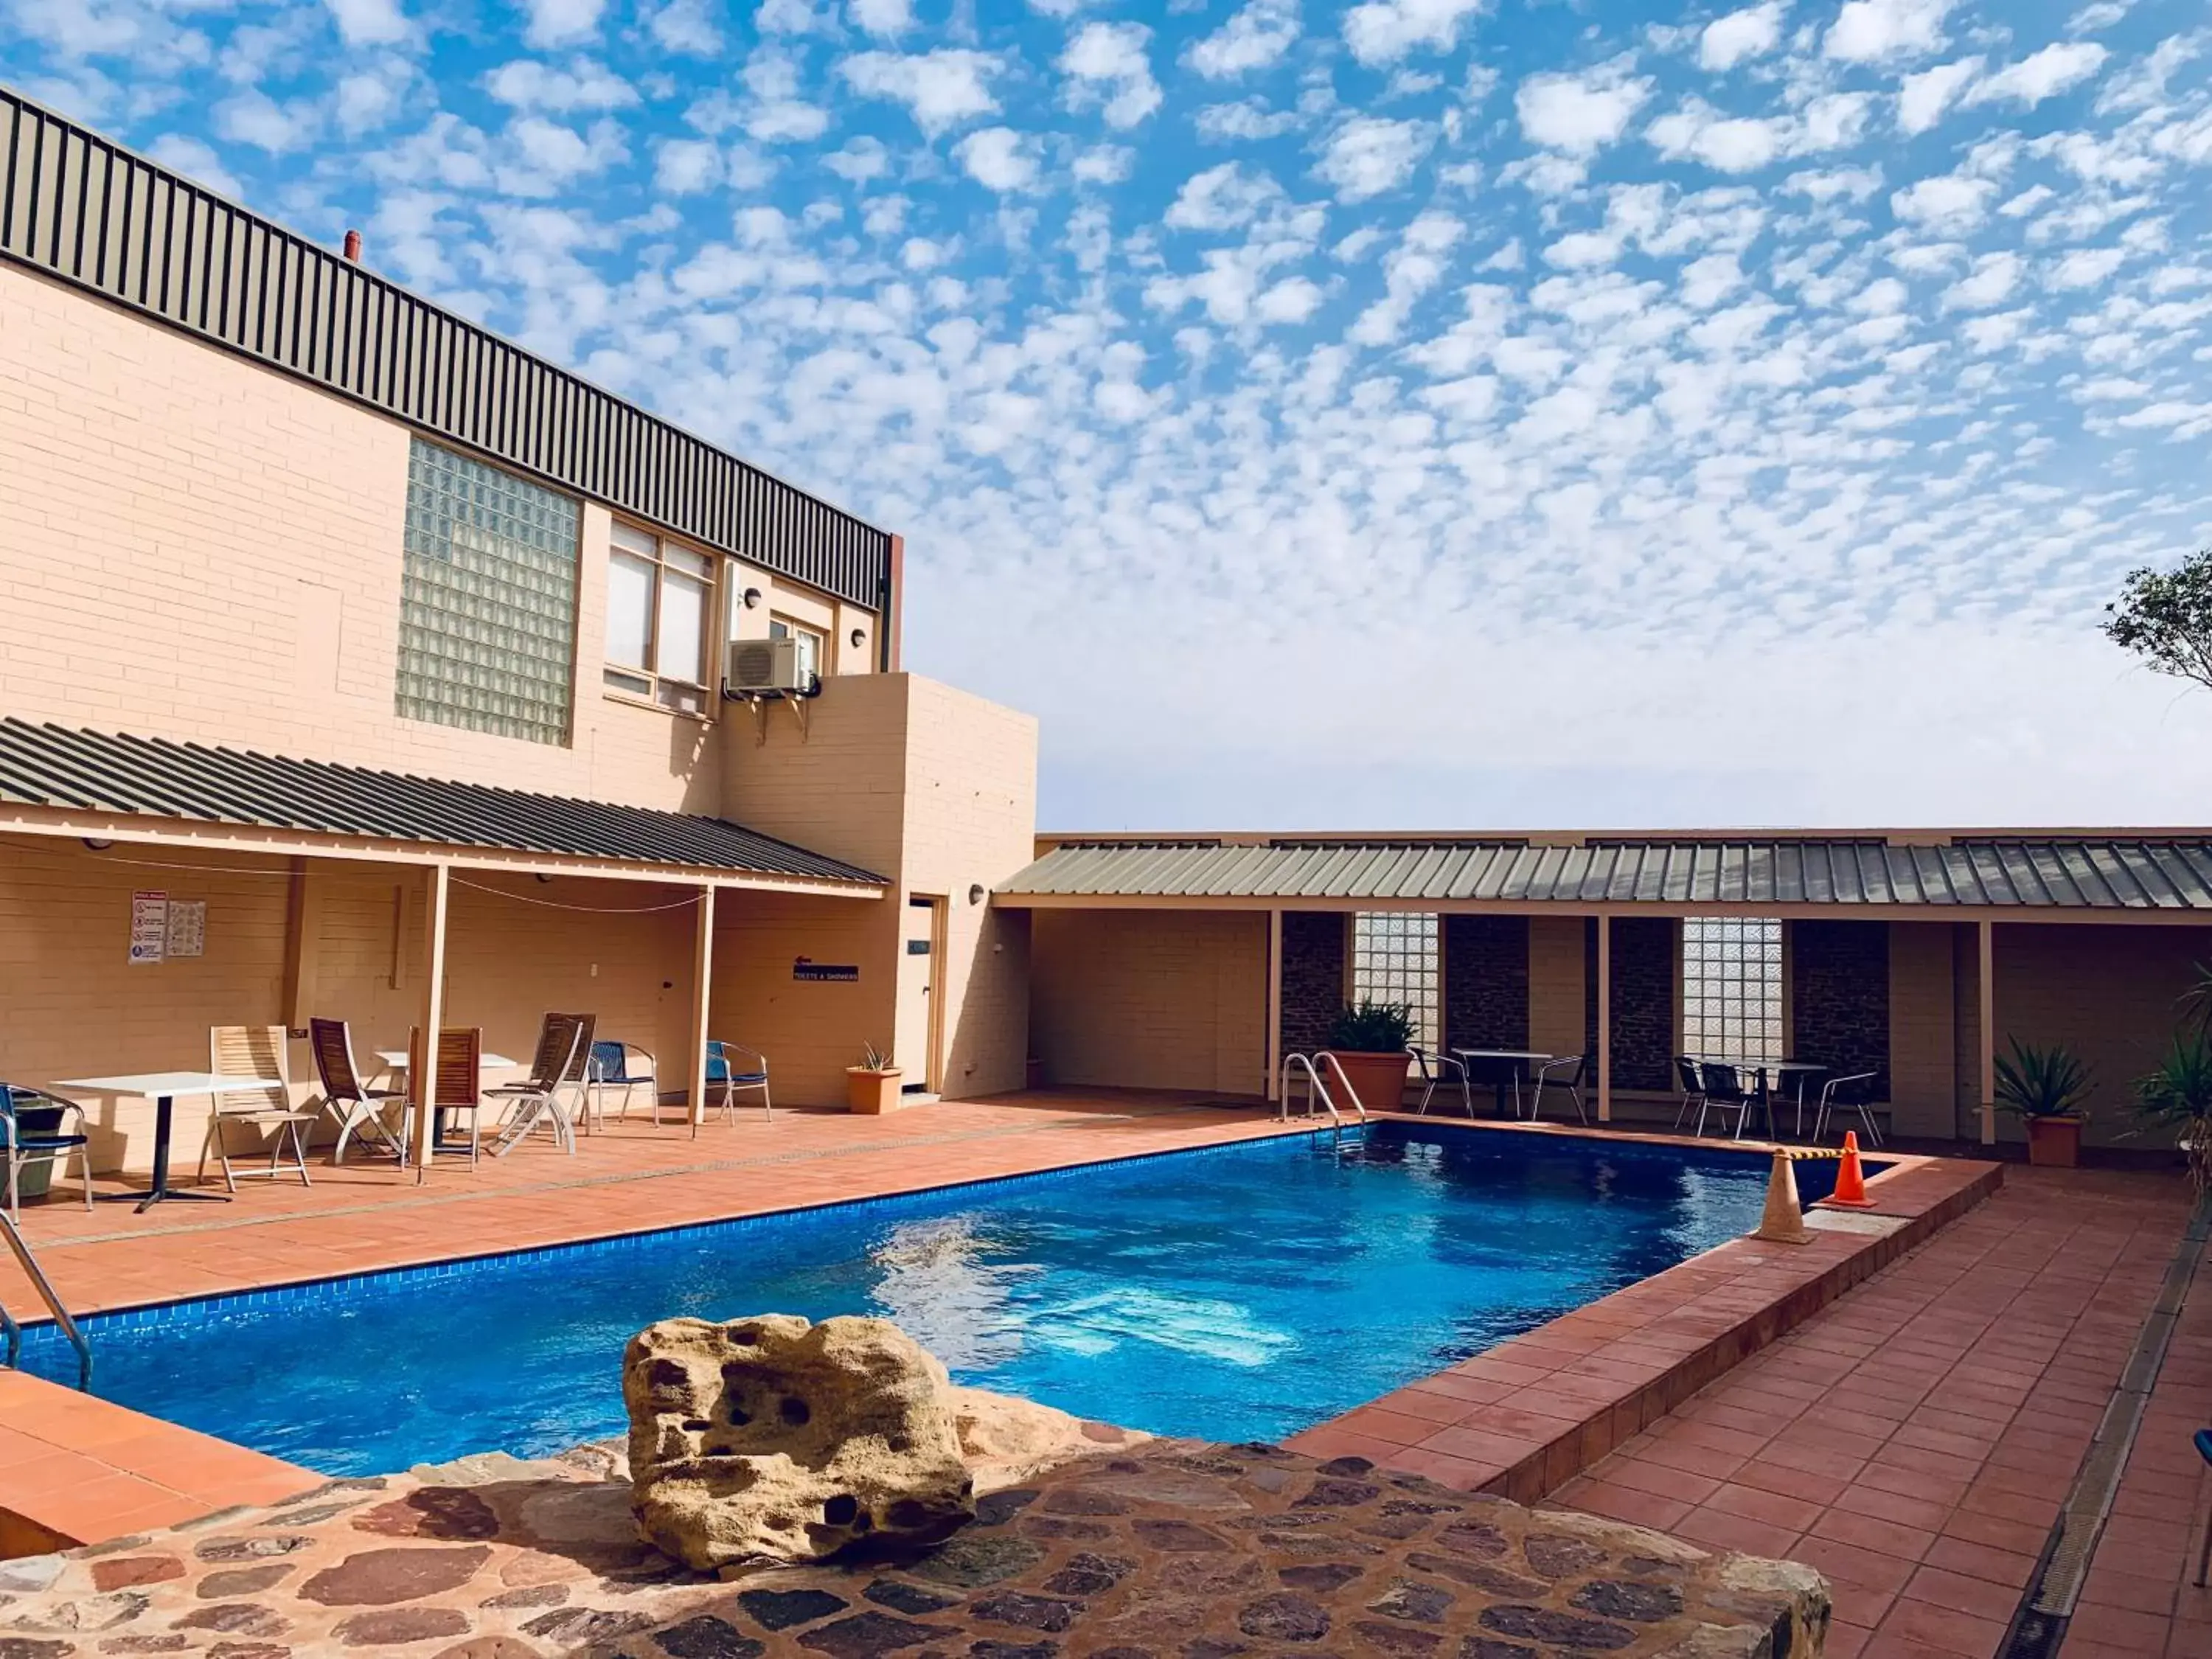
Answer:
top-left (703, 1040), bottom-right (772, 1126)
top-left (2195, 1428), bottom-right (2212, 1587)
top-left (1, 1083), bottom-right (94, 1217)
top-left (586, 1040), bottom-right (660, 1125)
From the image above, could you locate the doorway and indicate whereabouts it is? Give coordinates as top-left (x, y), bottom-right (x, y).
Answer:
top-left (897, 894), bottom-right (944, 1093)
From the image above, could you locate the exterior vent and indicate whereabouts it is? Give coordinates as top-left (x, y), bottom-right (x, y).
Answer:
top-left (728, 636), bottom-right (806, 693)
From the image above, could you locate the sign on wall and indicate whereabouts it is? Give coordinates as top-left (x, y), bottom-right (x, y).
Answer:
top-left (129, 891), bottom-right (168, 965)
top-left (166, 900), bottom-right (206, 959)
top-left (793, 958), bottom-right (859, 982)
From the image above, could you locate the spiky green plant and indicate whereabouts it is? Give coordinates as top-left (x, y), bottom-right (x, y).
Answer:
top-left (2133, 1034), bottom-right (2212, 1194)
top-left (1992, 1039), bottom-right (2093, 1121)
top-left (1326, 1000), bottom-right (1416, 1053)
top-left (859, 1041), bottom-right (894, 1072)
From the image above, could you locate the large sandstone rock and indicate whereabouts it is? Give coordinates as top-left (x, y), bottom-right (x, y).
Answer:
top-left (947, 1384), bottom-right (1141, 1491)
top-left (624, 1313), bottom-right (975, 1570)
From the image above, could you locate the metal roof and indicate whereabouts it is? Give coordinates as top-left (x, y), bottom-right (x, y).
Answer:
top-left (0, 719), bottom-right (885, 887)
top-left (998, 838), bottom-right (2212, 911)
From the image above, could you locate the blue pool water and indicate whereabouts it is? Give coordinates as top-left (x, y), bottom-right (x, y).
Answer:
top-left (24, 1124), bottom-right (1851, 1475)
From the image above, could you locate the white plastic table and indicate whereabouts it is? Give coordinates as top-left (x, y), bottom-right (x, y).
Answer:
top-left (373, 1051), bottom-right (516, 1071)
top-left (52, 1071), bottom-right (286, 1212)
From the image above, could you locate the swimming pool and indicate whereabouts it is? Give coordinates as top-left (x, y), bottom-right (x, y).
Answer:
top-left (24, 1124), bottom-right (1851, 1475)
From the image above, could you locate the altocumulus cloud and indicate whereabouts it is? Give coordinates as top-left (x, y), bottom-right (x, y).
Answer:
top-left (6, 0), bottom-right (2212, 827)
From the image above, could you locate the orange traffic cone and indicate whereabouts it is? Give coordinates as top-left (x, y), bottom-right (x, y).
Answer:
top-left (1755, 1147), bottom-right (1812, 1245)
top-left (1829, 1131), bottom-right (1874, 1208)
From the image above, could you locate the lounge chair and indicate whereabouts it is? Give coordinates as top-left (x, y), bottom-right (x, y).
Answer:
top-left (201, 1024), bottom-right (316, 1192)
top-left (309, 1018), bottom-right (409, 1165)
top-left (485, 1014), bottom-right (587, 1155)
top-left (703, 1040), bottom-right (771, 1124)
top-left (588, 1040), bottom-right (662, 1124)
top-left (408, 1025), bottom-right (486, 1167)
top-left (1, 1083), bottom-right (93, 1217)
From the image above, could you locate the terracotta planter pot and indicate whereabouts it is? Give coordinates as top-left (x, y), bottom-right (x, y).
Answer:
top-left (1324, 1051), bottom-right (1412, 1115)
top-left (846, 1068), bottom-right (904, 1114)
top-left (2025, 1114), bottom-right (2084, 1168)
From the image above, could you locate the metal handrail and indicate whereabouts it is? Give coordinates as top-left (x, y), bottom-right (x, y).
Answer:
top-left (1278, 1054), bottom-right (1343, 1130)
top-left (1312, 1052), bottom-right (1371, 1122)
top-left (0, 1211), bottom-right (91, 1391)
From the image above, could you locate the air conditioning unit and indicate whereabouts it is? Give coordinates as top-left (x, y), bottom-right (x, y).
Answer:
top-left (727, 635), bottom-right (807, 694)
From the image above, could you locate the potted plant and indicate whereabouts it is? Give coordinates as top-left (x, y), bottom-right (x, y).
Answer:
top-left (1321, 1001), bottom-right (1416, 1114)
top-left (1992, 1039), bottom-right (2093, 1166)
top-left (846, 1043), bottom-right (903, 1115)
top-left (2132, 1033), bottom-right (2212, 1193)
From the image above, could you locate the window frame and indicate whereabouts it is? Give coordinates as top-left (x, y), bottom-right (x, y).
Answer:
top-left (603, 520), bottom-right (718, 719)
top-left (768, 615), bottom-right (827, 687)
top-left (1680, 916), bottom-right (1786, 1067)
top-left (1350, 911), bottom-right (1440, 1052)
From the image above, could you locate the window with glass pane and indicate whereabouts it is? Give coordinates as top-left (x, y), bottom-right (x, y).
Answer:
top-left (1680, 917), bottom-right (1784, 1065)
top-left (397, 439), bottom-right (578, 746)
top-left (1352, 913), bottom-right (1439, 1050)
top-left (605, 521), bottom-right (715, 714)
top-left (769, 617), bottom-right (824, 686)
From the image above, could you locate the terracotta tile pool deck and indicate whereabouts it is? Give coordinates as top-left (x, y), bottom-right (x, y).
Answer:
top-left (7, 1091), bottom-right (2201, 1659)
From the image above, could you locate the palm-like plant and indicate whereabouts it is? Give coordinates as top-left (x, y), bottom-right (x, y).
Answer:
top-left (2133, 1034), bottom-right (2212, 1194)
top-left (1992, 1040), bottom-right (2093, 1120)
top-left (1326, 1000), bottom-right (1416, 1053)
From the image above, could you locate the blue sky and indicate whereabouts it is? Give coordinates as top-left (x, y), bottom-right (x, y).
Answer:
top-left (6, 0), bottom-right (2212, 829)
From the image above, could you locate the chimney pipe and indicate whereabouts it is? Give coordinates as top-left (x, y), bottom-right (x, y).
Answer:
top-left (342, 229), bottom-right (362, 262)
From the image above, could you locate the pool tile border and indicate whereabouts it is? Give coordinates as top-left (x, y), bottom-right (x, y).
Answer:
top-left (1287, 1138), bottom-right (2003, 1506)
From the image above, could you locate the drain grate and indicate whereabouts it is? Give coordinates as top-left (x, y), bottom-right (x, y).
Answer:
top-left (1997, 1202), bottom-right (2208, 1659)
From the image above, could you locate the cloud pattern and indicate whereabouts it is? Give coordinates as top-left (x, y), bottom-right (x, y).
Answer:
top-left (5, 0), bottom-right (2212, 829)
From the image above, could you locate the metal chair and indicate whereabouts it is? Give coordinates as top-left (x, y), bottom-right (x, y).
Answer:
top-left (1, 1084), bottom-right (93, 1217)
top-left (486, 1014), bottom-right (588, 1155)
top-left (1672, 1056), bottom-right (1705, 1132)
top-left (201, 1025), bottom-right (315, 1192)
top-left (309, 1018), bottom-right (409, 1165)
top-left (703, 1040), bottom-right (772, 1124)
top-left (588, 1040), bottom-right (661, 1124)
top-left (1529, 1054), bottom-right (1589, 1124)
top-left (1695, 1062), bottom-right (1761, 1139)
top-left (1813, 1071), bottom-right (1882, 1147)
top-left (2193, 1427), bottom-right (2212, 1587)
top-left (408, 1025), bottom-right (485, 1167)
top-left (1408, 1045), bottom-right (1472, 1117)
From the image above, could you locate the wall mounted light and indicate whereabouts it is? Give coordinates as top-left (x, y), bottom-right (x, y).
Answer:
top-left (535, 873), bottom-right (554, 884)
top-left (850, 627), bottom-right (866, 650)
top-left (742, 587), bottom-right (764, 610)
top-left (82, 838), bottom-right (113, 851)
top-left (968, 883), bottom-right (987, 905)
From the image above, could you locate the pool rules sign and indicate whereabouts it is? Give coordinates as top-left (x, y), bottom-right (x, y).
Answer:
top-left (129, 891), bottom-right (167, 964)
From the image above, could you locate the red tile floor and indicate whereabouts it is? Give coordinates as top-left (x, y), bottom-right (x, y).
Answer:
top-left (1552, 1166), bottom-right (2206, 1658)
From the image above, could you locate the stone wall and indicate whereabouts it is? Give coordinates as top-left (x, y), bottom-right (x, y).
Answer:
top-left (1791, 921), bottom-right (1891, 1102)
top-left (1585, 917), bottom-right (1677, 1091)
top-left (1279, 911), bottom-right (1346, 1057)
top-left (1444, 915), bottom-right (1530, 1050)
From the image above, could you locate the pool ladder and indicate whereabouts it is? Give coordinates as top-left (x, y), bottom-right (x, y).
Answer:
top-left (1279, 1052), bottom-right (1368, 1141)
top-left (0, 1210), bottom-right (92, 1391)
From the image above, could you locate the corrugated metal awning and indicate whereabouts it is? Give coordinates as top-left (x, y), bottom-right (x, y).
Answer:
top-left (997, 838), bottom-right (2212, 911)
top-left (0, 719), bottom-right (885, 888)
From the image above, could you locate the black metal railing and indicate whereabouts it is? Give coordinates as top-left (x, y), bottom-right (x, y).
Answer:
top-left (0, 84), bottom-right (894, 617)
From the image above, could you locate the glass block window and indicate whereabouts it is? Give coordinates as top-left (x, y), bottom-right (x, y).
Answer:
top-left (1352, 912), bottom-right (1439, 1051)
top-left (1681, 917), bottom-right (1784, 1065)
top-left (397, 439), bottom-right (580, 745)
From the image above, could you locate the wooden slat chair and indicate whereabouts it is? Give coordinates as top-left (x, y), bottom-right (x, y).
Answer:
top-left (408, 1025), bottom-right (486, 1168)
top-left (486, 1014), bottom-right (587, 1156)
top-left (309, 1018), bottom-right (408, 1165)
top-left (201, 1024), bottom-right (316, 1192)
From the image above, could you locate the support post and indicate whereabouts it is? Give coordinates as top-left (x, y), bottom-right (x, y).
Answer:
top-left (1265, 908), bottom-right (1283, 1102)
top-left (689, 885), bottom-right (716, 1139)
top-left (1596, 914), bottom-right (1612, 1123)
top-left (412, 863), bottom-right (449, 1182)
top-left (1978, 919), bottom-right (1995, 1146)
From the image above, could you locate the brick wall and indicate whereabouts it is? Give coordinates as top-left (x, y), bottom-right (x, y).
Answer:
top-left (1790, 920), bottom-right (1891, 1102)
top-left (1280, 911), bottom-right (1346, 1058)
top-left (1585, 917), bottom-right (1676, 1091)
top-left (1444, 915), bottom-right (1529, 1049)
